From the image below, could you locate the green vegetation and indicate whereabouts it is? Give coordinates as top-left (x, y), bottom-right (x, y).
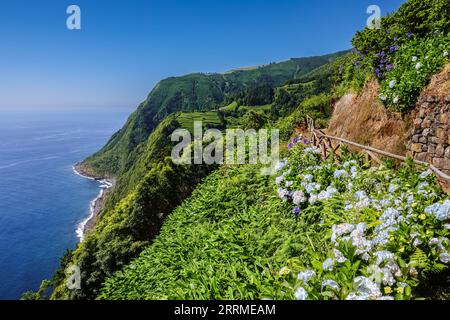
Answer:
top-left (335, 0), bottom-right (450, 111)
top-left (52, 159), bottom-right (213, 299)
top-left (83, 52), bottom-right (346, 177)
top-left (176, 111), bottom-right (224, 133)
top-left (100, 142), bottom-right (450, 300)
top-left (99, 164), bottom-right (303, 299)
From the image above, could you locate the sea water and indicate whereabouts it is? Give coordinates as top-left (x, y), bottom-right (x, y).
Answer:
top-left (0, 110), bottom-right (128, 299)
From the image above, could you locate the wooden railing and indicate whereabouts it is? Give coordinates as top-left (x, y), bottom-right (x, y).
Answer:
top-left (306, 116), bottom-right (450, 182)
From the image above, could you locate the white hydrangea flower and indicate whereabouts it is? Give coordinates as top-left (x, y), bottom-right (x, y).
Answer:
top-left (333, 249), bottom-right (347, 263)
top-left (353, 276), bottom-right (382, 299)
top-left (322, 258), bottom-right (335, 271)
top-left (334, 169), bottom-right (349, 179)
top-left (389, 80), bottom-right (396, 88)
top-left (420, 170), bottom-right (431, 179)
top-left (309, 194), bottom-right (318, 204)
top-left (297, 270), bottom-right (316, 283)
top-left (277, 188), bottom-right (288, 201)
top-left (274, 160), bottom-right (288, 173)
top-left (388, 184), bottom-right (399, 193)
top-left (322, 279), bottom-right (340, 291)
top-left (425, 200), bottom-right (450, 221)
top-left (292, 190), bottom-right (307, 205)
top-left (393, 95), bottom-right (399, 104)
top-left (331, 223), bottom-right (355, 243)
top-left (439, 253), bottom-right (450, 264)
top-left (294, 286), bottom-right (308, 300)
top-left (373, 250), bottom-right (395, 266)
top-left (275, 175), bottom-right (284, 185)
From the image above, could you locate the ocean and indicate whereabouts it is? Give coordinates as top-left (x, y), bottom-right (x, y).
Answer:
top-left (0, 110), bottom-right (128, 299)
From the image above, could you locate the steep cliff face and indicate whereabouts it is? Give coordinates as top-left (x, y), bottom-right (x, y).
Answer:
top-left (407, 64), bottom-right (450, 173)
top-left (327, 80), bottom-right (409, 156)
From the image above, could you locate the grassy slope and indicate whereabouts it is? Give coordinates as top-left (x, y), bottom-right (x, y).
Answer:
top-left (99, 165), bottom-right (326, 300)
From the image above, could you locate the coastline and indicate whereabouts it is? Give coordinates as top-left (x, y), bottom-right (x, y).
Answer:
top-left (72, 163), bottom-right (115, 242)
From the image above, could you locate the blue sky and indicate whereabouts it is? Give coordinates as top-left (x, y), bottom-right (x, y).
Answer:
top-left (0, 0), bottom-right (406, 111)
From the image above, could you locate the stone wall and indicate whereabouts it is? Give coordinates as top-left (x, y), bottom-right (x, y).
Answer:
top-left (406, 64), bottom-right (450, 173)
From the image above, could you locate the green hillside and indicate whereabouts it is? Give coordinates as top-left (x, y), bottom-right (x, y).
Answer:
top-left (82, 51), bottom-right (347, 177)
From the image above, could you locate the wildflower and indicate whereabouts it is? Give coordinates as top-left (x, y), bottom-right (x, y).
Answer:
top-left (429, 238), bottom-right (445, 251)
top-left (444, 51), bottom-right (449, 57)
top-left (279, 267), bottom-right (291, 276)
top-left (407, 32), bottom-right (413, 38)
top-left (445, 224), bottom-right (450, 230)
top-left (277, 188), bottom-right (288, 201)
top-left (285, 180), bottom-right (294, 188)
top-left (353, 276), bottom-right (382, 299)
top-left (301, 174), bottom-right (314, 182)
top-left (309, 194), bottom-right (318, 204)
top-left (425, 200), bottom-right (450, 221)
top-left (377, 296), bottom-right (395, 300)
top-left (294, 286), bottom-right (308, 300)
top-left (322, 258), bottom-right (335, 271)
top-left (331, 223), bottom-right (355, 243)
top-left (333, 249), bottom-right (347, 263)
top-left (393, 96), bottom-right (399, 104)
top-left (420, 170), bottom-right (431, 179)
top-left (293, 190), bottom-right (306, 205)
top-left (297, 270), bottom-right (316, 283)
top-left (373, 250), bottom-right (395, 266)
top-left (419, 214), bottom-right (426, 221)
top-left (274, 160), bottom-right (288, 173)
top-left (354, 190), bottom-right (367, 201)
top-left (345, 293), bottom-right (370, 300)
top-left (333, 169), bottom-right (349, 179)
top-left (379, 94), bottom-right (387, 101)
top-left (439, 253), bottom-right (450, 264)
top-left (388, 184), bottom-right (399, 193)
top-left (322, 279), bottom-right (340, 291)
top-left (304, 183), bottom-right (321, 194)
top-left (396, 287), bottom-right (404, 295)
top-left (412, 56), bottom-right (418, 62)
top-left (384, 287), bottom-right (393, 294)
top-left (415, 62), bottom-right (423, 70)
top-left (389, 80), bottom-right (396, 88)
top-left (389, 45), bottom-right (398, 53)
top-left (304, 146), bottom-right (321, 155)
top-left (275, 175), bottom-right (284, 185)
top-left (292, 206), bottom-right (301, 216)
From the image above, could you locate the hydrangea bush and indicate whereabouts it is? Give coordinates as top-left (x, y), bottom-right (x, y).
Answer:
top-left (275, 137), bottom-right (450, 300)
top-left (334, 0), bottom-right (450, 112)
top-left (379, 33), bottom-right (450, 111)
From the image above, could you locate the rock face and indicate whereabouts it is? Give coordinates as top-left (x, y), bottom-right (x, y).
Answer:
top-left (327, 80), bottom-right (408, 156)
top-left (328, 63), bottom-right (450, 174)
top-left (406, 64), bottom-right (450, 173)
